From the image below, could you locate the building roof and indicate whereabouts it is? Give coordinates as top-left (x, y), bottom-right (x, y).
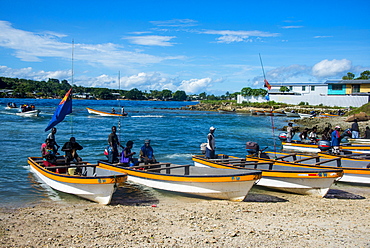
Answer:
top-left (326, 79), bottom-right (370, 85)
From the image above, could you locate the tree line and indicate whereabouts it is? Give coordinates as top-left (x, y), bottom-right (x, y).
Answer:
top-left (0, 77), bottom-right (240, 101)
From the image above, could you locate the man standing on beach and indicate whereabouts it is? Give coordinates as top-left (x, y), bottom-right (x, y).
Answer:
top-left (351, 119), bottom-right (360, 139)
top-left (206, 126), bottom-right (216, 159)
top-left (108, 126), bottom-right (124, 163)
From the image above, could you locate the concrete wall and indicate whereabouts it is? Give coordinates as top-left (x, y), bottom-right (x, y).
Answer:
top-left (237, 94), bottom-right (368, 107)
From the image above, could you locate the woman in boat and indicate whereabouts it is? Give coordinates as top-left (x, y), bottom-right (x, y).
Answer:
top-left (41, 139), bottom-right (57, 170)
top-left (120, 140), bottom-right (138, 166)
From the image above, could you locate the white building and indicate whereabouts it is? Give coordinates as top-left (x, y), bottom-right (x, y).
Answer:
top-left (237, 80), bottom-right (370, 107)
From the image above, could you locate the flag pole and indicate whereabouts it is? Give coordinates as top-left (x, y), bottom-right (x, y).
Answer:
top-left (259, 53), bottom-right (267, 80)
top-left (259, 53), bottom-right (277, 156)
top-left (70, 39), bottom-right (74, 136)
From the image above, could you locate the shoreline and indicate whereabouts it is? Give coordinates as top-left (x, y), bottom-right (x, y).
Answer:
top-left (1, 184), bottom-right (369, 247)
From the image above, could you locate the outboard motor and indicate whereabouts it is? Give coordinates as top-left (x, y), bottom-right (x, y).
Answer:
top-left (318, 140), bottom-right (331, 151)
top-left (200, 143), bottom-right (207, 154)
top-left (278, 132), bottom-right (287, 141)
top-left (246, 141), bottom-right (260, 155)
top-left (342, 128), bottom-right (352, 137)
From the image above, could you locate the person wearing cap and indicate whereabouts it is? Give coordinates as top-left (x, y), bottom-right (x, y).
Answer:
top-left (286, 123), bottom-right (294, 142)
top-left (140, 139), bottom-right (156, 164)
top-left (206, 126), bottom-right (216, 159)
top-left (331, 126), bottom-right (341, 154)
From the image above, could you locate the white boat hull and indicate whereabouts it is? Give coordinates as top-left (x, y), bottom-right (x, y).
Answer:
top-left (128, 175), bottom-right (255, 201)
top-left (285, 112), bottom-right (300, 117)
top-left (283, 143), bottom-right (320, 153)
top-left (193, 160), bottom-right (337, 197)
top-left (86, 107), bottom-right (127, 117)
top-left (16, 110), bottom-right (40, 117)
top-left (30, 166), bottom-right (118, 204)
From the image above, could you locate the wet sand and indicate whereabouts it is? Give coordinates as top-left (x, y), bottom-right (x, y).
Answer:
top-left (1, 183), bottom-right (369, 247)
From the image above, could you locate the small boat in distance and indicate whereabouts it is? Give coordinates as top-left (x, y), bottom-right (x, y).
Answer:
top-left (28, 157), bottom-right (127, 204)
top-left (5, 102), bottom-right (17, 109)
top-left (285, 111), bottom-right (300, 117)
top-left (16, 109), bottom-right (41, 117)
top-left (98, 161), bottom-right (262, 201)
top-left (86, 107), bottom-right (128, 117)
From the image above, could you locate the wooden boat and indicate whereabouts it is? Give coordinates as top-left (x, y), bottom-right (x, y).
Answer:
top-left (86, 107), bottom-right (128, 117)
top-left (218, 109), bottom-right (236, 113)
top-left (298, 113), bottom-right (312, 119)
top-left (28, 157), bottom-right (127, 205)
top-left (97, 161), bottom-right (262, 201)
top-left (347, 138), bottom-right (370, 144)
top-left (282, 141), bottom-right (370, 154)
top-left (272, 110), bottom-right (286, 116)
top-left (255, 110), bottom-right (265, 115)
top-left (285, 111), bottom-right (300, 117)
top-left (16, 109), bottom-right (40, 117)
top-left (251, 151), bottom-right (370, 185)
top-left (264, 110), bottom-right (273, 116)
top-left (192, 154), bottom-right (342, 197)
top-left (250, 109), bottom-right (257, 115)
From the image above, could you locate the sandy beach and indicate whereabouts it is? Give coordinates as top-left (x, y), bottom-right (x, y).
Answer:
top-left (1, 183), bottom-right (369, 248)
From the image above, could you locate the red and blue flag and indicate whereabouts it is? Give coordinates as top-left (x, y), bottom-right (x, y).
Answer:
top-left (45, 88), bottom-right (73, 132)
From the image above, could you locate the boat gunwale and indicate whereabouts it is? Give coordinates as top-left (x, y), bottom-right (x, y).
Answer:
top-left (86, 107), bottom-right (127, 116)
top-left (262, 151), bottom-right (370, 174)
top-left (98, 161), bottom-right (262, 182)
top-left (28, 157), bottom-right (127, 184)
top-left (192, 155), bottom-right (343, 178)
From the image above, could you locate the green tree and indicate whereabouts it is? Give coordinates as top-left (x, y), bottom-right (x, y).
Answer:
top-left (342, 72), bottom-right (355, 80)
top-left (172, 90), bottom-right (187, 101)
top-left (199, 92), bottom-right (207, 100)
top-left (356, 70), bottom-right (370, 80)
top-left (241, 87), bottom-right (253, 96)
top-left (162, 89), bottom-right (173, 99)
top-left (279, 86), bottom-right (290, 92)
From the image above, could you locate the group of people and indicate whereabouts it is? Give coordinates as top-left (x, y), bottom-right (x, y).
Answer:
top-left (41, 128), bottom-right (84, 172)
top-left (111, 106), bottom-right (125, 115)
top-left (21, 104), bottom-right (35, 112)
top-left (107, 126), bottom-right (156, 166)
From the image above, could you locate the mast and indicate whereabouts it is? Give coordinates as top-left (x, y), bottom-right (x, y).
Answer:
top-left (70, 40), bottom-right (75, 136)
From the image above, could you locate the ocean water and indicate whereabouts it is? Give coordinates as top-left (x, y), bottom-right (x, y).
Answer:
top-left (0, 98), bottom-right (347, 207)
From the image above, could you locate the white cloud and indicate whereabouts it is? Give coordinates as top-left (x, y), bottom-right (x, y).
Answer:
top-left (0, 65), bottom-right (71, 81)
top-left (178, 78), bottom-right (213, 94)
top-left (201, 30), bottom-right (279, 43)
top-left (150, 19), bottom-right (198, 27)
top-left (0, 20), bottom-right (184, 67)
top-left (281, 26), bottom-right (304, 29)
top-left (314, 36), bottom-right (333, 39)
top-left (312, 59), bottom-right (352, 78)
top-left (124, 35), bottom-right (176, 46)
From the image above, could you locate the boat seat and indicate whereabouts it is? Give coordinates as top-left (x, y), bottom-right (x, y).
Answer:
top-left (274, 153), bottom-right (298, 161)
top-left (293, 156), bottom-right (320, 163)
top-left (314, 157), bottom-right (342, 167)
top-left (129, 163), bottom-right (170, 169)
top-left (146, 164), bottom-right (191, 175)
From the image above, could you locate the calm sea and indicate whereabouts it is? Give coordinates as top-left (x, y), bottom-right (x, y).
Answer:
top-left (0, 98), bottom-right (367, 207)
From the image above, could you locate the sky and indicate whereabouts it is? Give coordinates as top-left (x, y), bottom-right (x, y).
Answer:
top-left (0, 0), bottom-right (369, 95)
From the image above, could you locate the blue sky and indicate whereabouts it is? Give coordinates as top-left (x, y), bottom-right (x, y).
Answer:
top-left (0, 0), bottom-right (369, 95)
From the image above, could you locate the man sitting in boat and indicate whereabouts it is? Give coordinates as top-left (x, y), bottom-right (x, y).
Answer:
top-left (112, 107), bottom-right (116, 114)
top-left (308, 127), bottom-right (318, 144)
top-left (299, 128), bottom-right (309, 143)
top-left (120, 140), bottom-right (138, 166)
top-left (62, 137), bottom-right (83, 165)
top-left (140, 139), bottom-right (157, 164)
